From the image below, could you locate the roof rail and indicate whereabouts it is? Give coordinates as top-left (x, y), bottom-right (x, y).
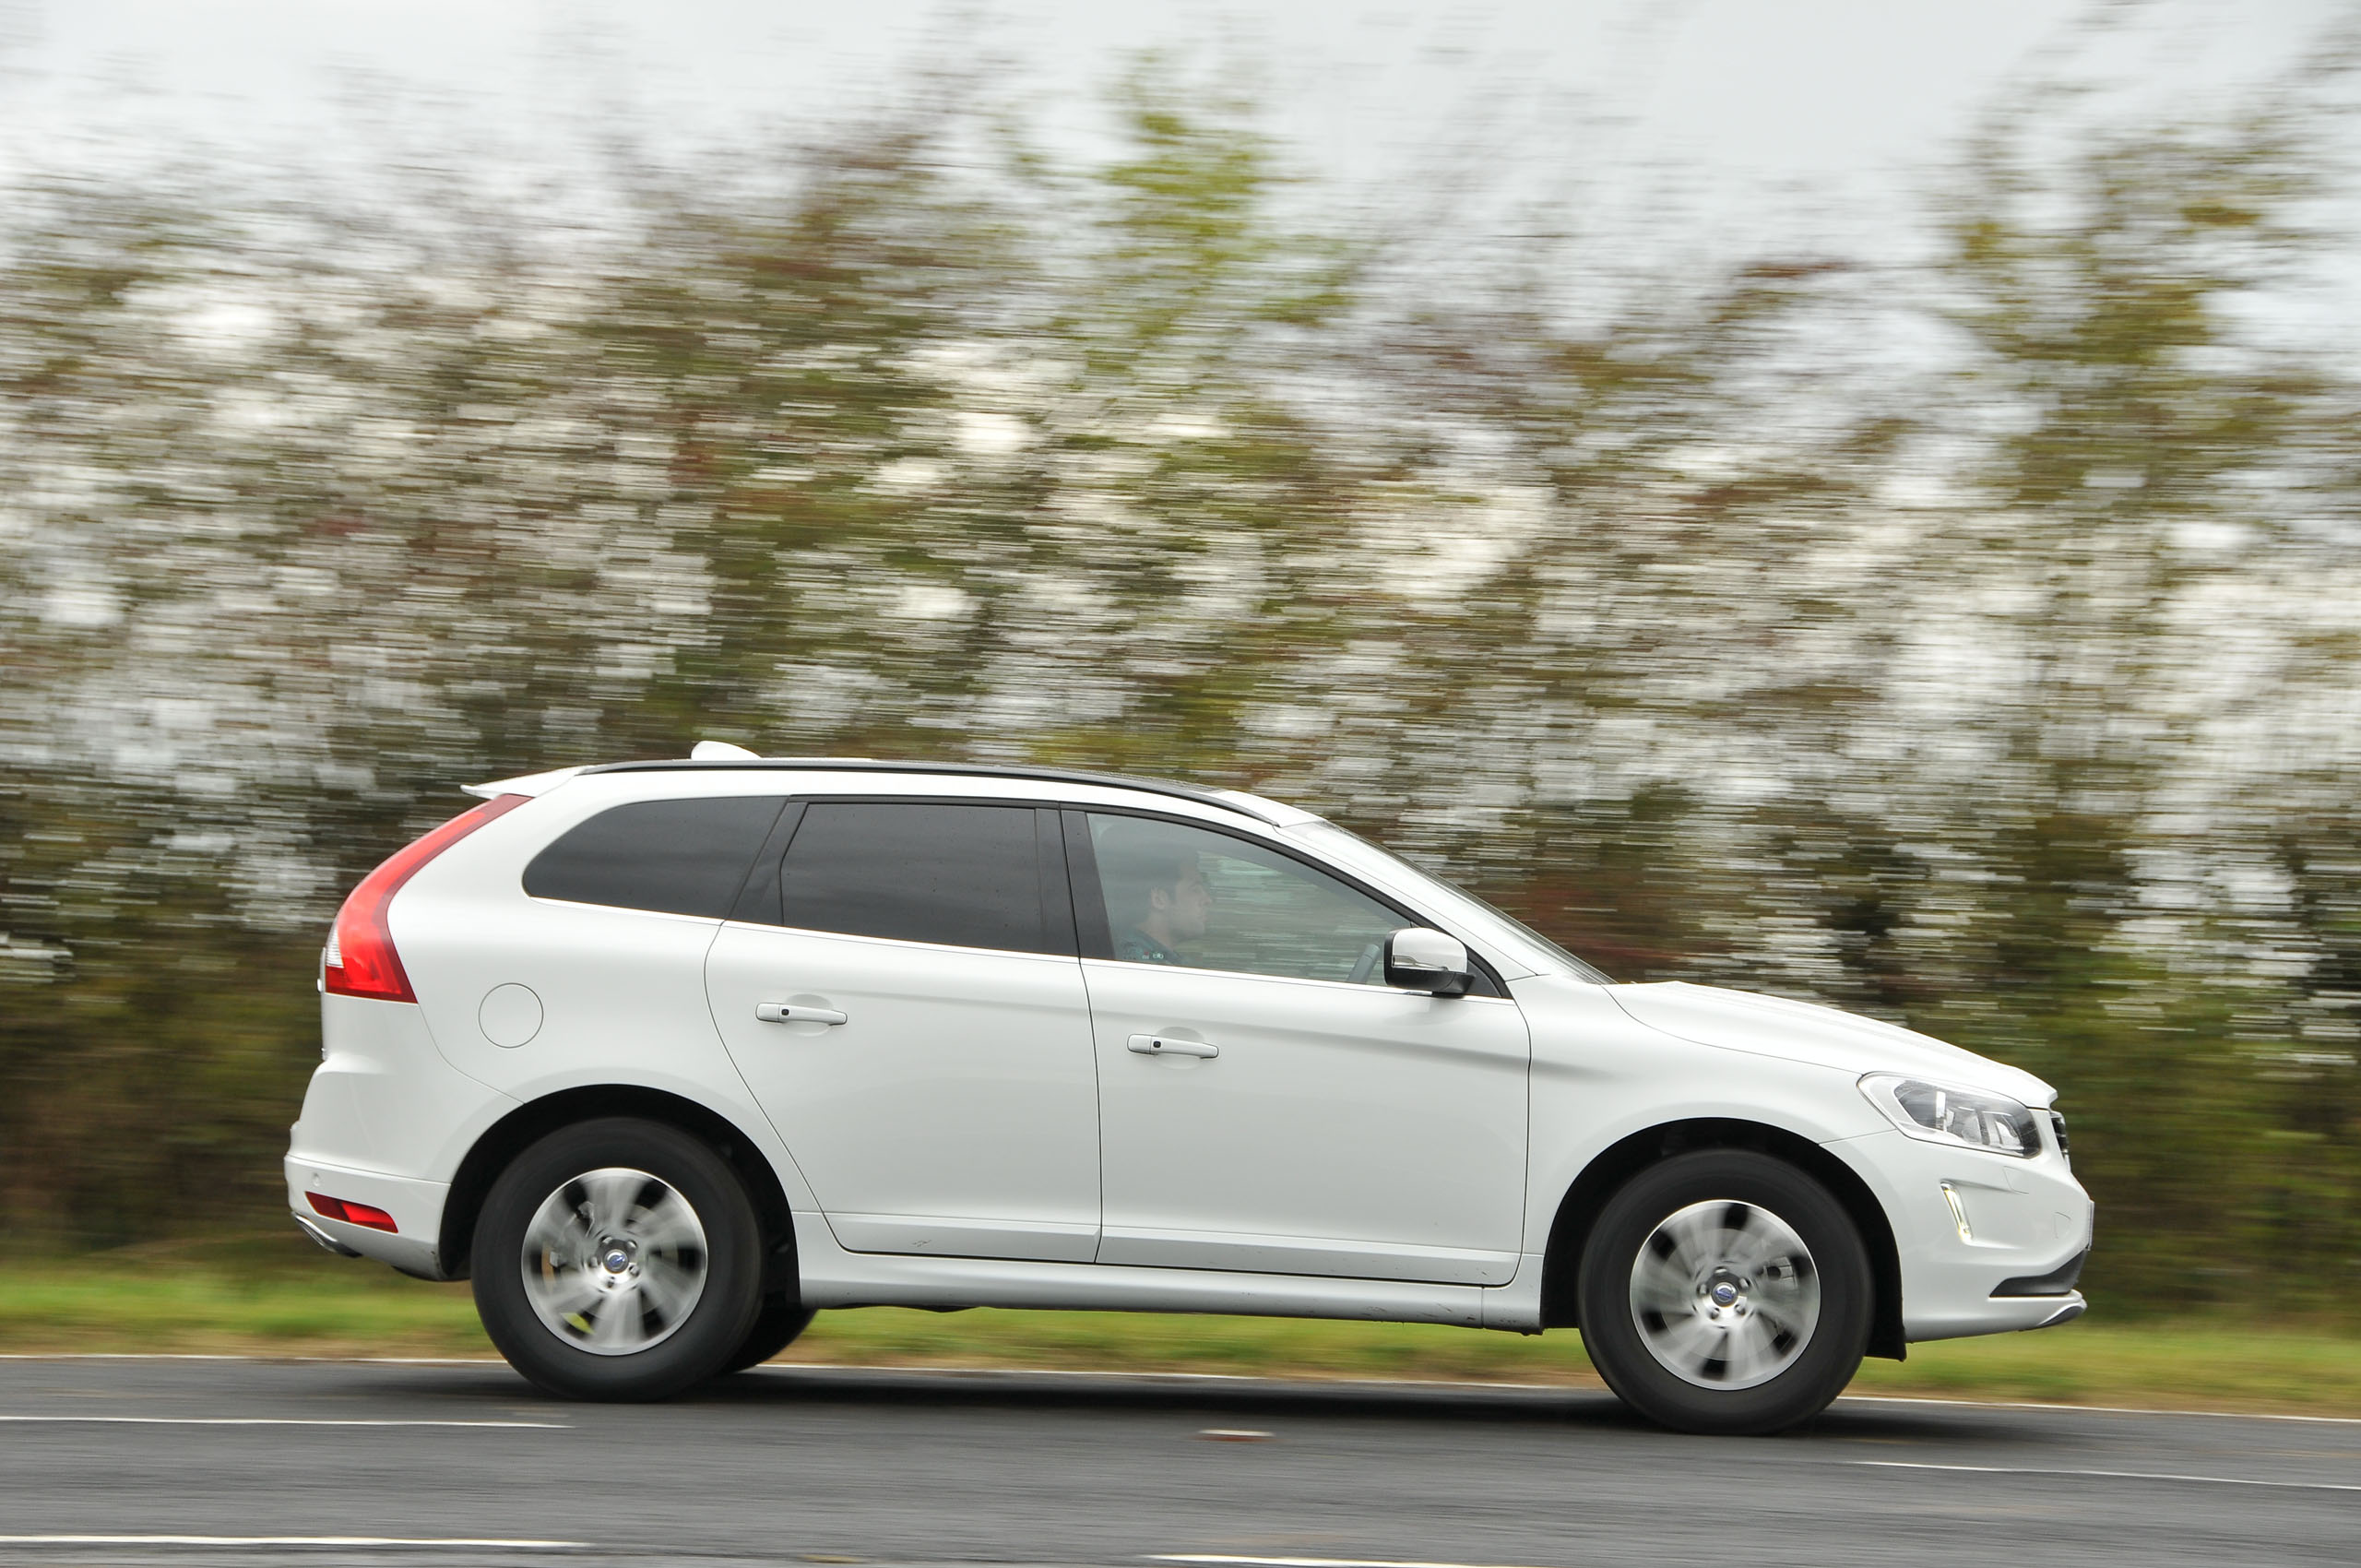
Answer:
top-left (576, 757), bottom-right (1295, 825)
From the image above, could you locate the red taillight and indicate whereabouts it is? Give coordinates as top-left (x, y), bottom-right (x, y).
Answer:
top-left (307, 1193), bottom-right (399, 1232)
top-left (323, 793), bottom-right (527, 1004)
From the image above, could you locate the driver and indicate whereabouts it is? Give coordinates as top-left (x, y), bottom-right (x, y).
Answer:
top-left (1099, 837), bottom-right (1213, 965)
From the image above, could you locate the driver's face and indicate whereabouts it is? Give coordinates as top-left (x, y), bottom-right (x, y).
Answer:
top-left (1158, 862), bottom-right (1212, 942)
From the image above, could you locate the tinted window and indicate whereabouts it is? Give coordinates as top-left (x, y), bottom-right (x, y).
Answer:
top-left (778, 802), bottom-right (1055, 953)
top-left (524, 797), bottom-right (787, 917)
top-left (1083, 813), bottom-right (1404, 984)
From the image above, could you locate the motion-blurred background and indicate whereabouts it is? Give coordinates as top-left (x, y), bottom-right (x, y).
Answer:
top-left (3, 1), bottom-right (2358, 1336)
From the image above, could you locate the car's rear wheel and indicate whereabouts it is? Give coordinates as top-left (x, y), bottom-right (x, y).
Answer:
top-left (1577, 1149), bottom-right (1871, 1435)
top-left (718, 1292), bottom-right (816, 1374)
top-left (472, 1118), bottom-right (763, 1401)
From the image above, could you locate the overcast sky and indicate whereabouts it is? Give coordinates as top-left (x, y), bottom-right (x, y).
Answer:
top-left (3, 1), bottom-right (2349, 267)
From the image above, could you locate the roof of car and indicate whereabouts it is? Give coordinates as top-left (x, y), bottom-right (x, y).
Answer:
top-left (479, 756), bottom-right (1305, 826)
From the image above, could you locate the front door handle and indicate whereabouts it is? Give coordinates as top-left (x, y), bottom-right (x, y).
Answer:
top-left (756, 1003), bottom-right (848, 1026)
top-left (1128, 1033), bottom-right (1217, 1059)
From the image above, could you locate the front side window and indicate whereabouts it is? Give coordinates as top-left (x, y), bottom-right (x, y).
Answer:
top-left (1082, 813), bottom-right (1405, 985)
top-left (523, 796), bottom-right (788, 917)
top-left (1290, 820), bottom-right (1616, 983)
top-left (777, 802), bottom-right (1062, 955)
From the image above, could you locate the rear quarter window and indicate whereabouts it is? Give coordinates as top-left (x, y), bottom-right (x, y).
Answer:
top-left (523, 796), bottom-right (789, 917)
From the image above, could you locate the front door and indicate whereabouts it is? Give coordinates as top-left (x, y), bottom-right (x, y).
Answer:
top-left (706, 800), bottom-right (1101, 1264)
top-left (1071, 811), bottom-right (1531, 1285)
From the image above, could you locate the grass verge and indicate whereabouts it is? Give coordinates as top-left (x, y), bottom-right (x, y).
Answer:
top-left (15, 1244), bottom-right (2358, 1417)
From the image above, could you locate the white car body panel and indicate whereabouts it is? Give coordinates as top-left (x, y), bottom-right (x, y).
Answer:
top-left (1084, 959), bottom-right (1529, 1285)
top-left (790, 1211), bottom-right (1506, 1328)
top-left (707, 924), bottom-right (1101, 1263)
top-left (286, 995), bottom-right (516, 1275)
top-left (1512, 972), bottom-right (1890, 1236)
top-left (1608, 980), bottom-right (2055, 1107)
top-left (1821, 1127), bottom-right (2093, 1340)
top-left (292, 994), bottom-right (515, 1179)
top-left (285, 758), bottom-right (2094, 1347)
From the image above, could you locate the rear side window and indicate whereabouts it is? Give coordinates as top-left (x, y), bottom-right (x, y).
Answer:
top-left (524, 797), bottom-right (788, 917)
top-left (777, 802), bottom-right (1062, 954)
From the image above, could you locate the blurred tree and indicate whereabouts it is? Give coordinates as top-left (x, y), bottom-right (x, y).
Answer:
top-left (1916, 102), bottom-right (2355, 1303)
top-left (0, 48), bottom-right (2355, 1324)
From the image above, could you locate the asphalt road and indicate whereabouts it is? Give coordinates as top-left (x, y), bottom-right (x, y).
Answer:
top-left (0, 1356), bottom-right (2354, 1567)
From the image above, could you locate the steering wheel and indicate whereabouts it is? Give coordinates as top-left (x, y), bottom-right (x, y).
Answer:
top-left (1347, 939), bottom-right (1382, 986)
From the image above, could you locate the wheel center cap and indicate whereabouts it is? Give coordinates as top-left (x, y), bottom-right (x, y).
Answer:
top-left (1709, 1282), bottom-right (1739, 1307)
top-left (602, 1248), bottom-right (631, 1274)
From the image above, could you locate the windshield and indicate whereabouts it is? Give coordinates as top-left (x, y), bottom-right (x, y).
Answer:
top-left (1288, 821), bottom-right (1616, 984)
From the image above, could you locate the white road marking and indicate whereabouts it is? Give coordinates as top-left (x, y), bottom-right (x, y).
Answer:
top-left (0, 1538), bottom-right (582, 1550)
top-left (1838, 1393), bottom-right (2361, 1426)
top-left (1857, 1460), bottom-right (2361, 1492)
top-left (4, 1353), bottom-right (2355, 1426)
top-left (751, 1365), bottom-right (2361, 1426)
top-left (0, 1415), bottom-right (564, 1429)
top-left (1152, 1557), bottom-right (1560, 1568)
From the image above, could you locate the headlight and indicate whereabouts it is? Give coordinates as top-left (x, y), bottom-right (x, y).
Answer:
top-left (1859, 1074), bottom-right (2044, 1158)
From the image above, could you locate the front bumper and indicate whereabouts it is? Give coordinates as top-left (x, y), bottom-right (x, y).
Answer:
top-left (1994, 1246), bottom-right (2087, 1299)
top-left (1823, 1126), bottom-right (2095, 1343)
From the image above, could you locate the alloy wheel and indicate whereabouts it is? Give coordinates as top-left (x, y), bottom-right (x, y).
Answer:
top-left (519, 1167), bottom-right (710, 1356)
top-left (1627, 1198), bottom-right (1821, 1391)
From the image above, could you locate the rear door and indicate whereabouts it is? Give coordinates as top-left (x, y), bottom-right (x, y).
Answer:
top-left (705, 799), bottom-right (1102, 1263)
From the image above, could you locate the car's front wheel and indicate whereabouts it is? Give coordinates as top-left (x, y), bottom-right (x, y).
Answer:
top-left (1577, 1149), bottom-right (1871, 1435)
top-left (472, 1118), bottom-right (764, 1401)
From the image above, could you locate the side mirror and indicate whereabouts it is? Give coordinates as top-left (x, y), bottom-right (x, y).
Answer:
top-left (1384, 927), bottom-right (1472, 997)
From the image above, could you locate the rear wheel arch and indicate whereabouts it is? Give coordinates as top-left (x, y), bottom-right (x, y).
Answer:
top-left (1539, 1117), bottom-right (1905, 1361)
top-left (439, 1086), bottom-right (798, 1296)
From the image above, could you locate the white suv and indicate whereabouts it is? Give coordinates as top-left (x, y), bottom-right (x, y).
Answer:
top-left (287, 753), bottom-right (2092, 1434)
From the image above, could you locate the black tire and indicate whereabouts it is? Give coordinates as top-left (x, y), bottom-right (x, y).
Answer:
top-left (1577, 1150), bottom-right (1871, 1435)
top-left (718, 1293), bottom-right (816, 1375)
top-left (471, 1118), bottom-right (765, 1402)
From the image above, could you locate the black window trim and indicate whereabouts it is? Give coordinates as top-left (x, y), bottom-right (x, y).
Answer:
top-left (726, 799), bottom-right (807, 925)
top-left (1060, 803), bottom-right (1510, 998)
top-left (730, 793), bottom-right (1079, 959)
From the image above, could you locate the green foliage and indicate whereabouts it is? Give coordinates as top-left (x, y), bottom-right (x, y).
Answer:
top-left (1, 62), bottom-right (2357, 1330)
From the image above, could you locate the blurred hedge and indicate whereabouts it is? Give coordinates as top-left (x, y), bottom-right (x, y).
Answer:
top-left (3, 60), bottom-right (2358, 1318)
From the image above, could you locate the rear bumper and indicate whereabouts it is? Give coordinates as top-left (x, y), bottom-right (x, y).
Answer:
top-left (292, 1211), bottom-right (362, 1258)
top-left (284, 1155), bottom-right (453, 1279)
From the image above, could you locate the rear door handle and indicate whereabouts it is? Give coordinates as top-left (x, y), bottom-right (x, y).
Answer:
top-left (756, 1004), bottom-right (848, 1026)
top-left (1128, 1033), bottom-right (1217, 1059)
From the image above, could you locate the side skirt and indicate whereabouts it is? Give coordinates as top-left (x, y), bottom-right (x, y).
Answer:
top-left (791, 1215), bottom-right (1547, 1332)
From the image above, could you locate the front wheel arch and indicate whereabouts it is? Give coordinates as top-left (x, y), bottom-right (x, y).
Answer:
top-left (1539, 1118), bottom-right (1904, 1361)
